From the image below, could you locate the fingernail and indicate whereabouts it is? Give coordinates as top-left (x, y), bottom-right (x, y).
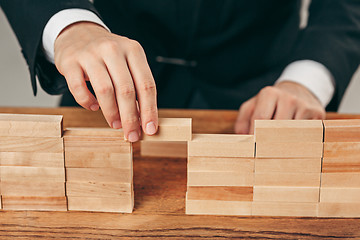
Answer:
top-left (145, 121), bottom-right (157, 135)
top-left (112, 120), bottom-right (122, 129)
top-left (128, 131), bottom-right (139, 142)
top-left (90, 104), bottom-right (99, 111)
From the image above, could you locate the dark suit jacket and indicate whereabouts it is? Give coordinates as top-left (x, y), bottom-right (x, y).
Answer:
top-left (1, 0), bottom-right (360, 110)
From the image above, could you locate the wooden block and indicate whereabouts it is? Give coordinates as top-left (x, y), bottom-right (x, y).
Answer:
top-left (67, 196), bottom-right (133, 213)
top-left (322, 157), bottom-right (360, 173)
top-left (187, 171), bottom-right (253, 186)
top-left (323, 119), bottom-right (360, 142)
top-left (256, 142), bottom-right (323, 158)
top-left (188, 134), bottom-right (254, 158)
top-left (66, 168), bottom-right (132, 183)
top-left (323, 142), bottom-right (360, 158)
top-left (320, 188), bottom-right (360, 203)
top-left (255, 120), bottom-right (323, 142)
top-left (253, 186), bottom-right (319, 203)
top-left (0, 113), bottom-right (63, 138)
top-left (188, 157), bottom-right (254, 172)
top-left (252, 202), bottom-right (318, 217)
top-left (255, 158), bottom-right (321, 173)
top-left (1, 181), bottom-right (65, 197)
top-left (186, 196), bottom-right (252, 216)
top-left (321, 173), bottom-right (360, 188)
top-left (0, 137), bottom-right (63, 153)
top-left (140, 118), bottom-right (192, 141)
top-left (2, 196), bottom-right (67, 211)
top-left (318, 203), bottom-right (360, 218)
top-left (66, 182), bottom-right (132, 197)
top-left (254, 172), bottom-right (320, 187)
top-left (64, 127), bottom-right (124, 138)
top-left (65, 152), bottom-right (132, 168)
top-left (187, 186), bottom-right (253, 201)
top-left (0, 166), bottom-right (65, 182)
top-left (140, 141), bottom-right (187, 158)
top-left (0, 152), bottom-right (64, 168)
top-left (64, 136), bottom-right (131, 153)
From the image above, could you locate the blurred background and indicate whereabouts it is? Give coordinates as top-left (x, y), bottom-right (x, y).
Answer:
top-left (0, 3), bottom-right (359, 112)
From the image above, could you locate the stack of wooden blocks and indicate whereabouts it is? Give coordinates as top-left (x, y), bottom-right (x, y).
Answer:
top-left (0, 114), bottom-right (67, 211)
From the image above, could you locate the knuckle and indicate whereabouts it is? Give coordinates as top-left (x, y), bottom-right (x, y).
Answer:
top-left (128, 40), bottom-right (144, 53)
top-left (119, 85), bottom-right (136, 98)
top-left (260, 86), bottom-right (278, 97)
top-left (100, 39), bottom-right (119, 52)
top-left (139, 80), bottom-right (156, 95)
top-left (97, 85), bottom-right (114, 95)
top-left (122, 116), bottom-right (139, 126)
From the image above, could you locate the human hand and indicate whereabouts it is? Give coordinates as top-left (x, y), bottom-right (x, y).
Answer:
top-left (54, 22), bottom-right (158, 142)
top-left (235, 81), bottom-right (326, 134)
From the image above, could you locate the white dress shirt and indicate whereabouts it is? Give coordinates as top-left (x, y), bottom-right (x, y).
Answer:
top-left (42, 9), bottom-right (335, 107)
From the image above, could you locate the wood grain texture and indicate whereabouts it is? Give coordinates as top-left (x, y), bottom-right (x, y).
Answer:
top-left (318, 203), bottom-right (360, 218)
top-left (187, 171), bottom-right (254, 186)
top-left (0, 113), bottom-right (63, 138)
top-left (64, 136), bottom-right (131, 153)
top-left (323, 119), bottom-right (360, 142)
top-left (187, 186), bottom-right (253, 201)
top-left (2, 196), bottom-right (67, 211)
top-left (255, 158), bottom-right (321, 173)
top-left (254, 120), bottom-right (323, 142)
top-left (321, 173), bottom-right (360, 188)
top-left (66, 182), bottom-right (132, 197)
top-left (320, 188), bottom-right (360, 203)
top-left (253, 186), bottom-right (319, 203)
top-left (140, 141), bottom-right (187, 158)
top-left (65, 151), bottom-right (132, 168)
top-left (322, 157), bottom-right (360, 173)
top-left (186, 198), bottom-right (252, 216)
top-left (66, 168), bottom-right (132, 183)
top-left (254, 172), bottom-right (321, 187)
top-left (1, 181), bottom-right (65, 197)
top-left (140, 118), bottom-right (192, 141)
top-left (64, 127), bottom-right (124, 138)
top-left (0, 166), bottom-right (65, 182)
top-left (324, 142), bottom-right (360, 158)
top-left (252, 202), bottom-right (318, 217)
top-left (256, 142), bottom-right (323, 158)
top-left (0, 152), bottom-right (64, 167)
top-left (0, 137), bottom-right (63, 153)
top-left (67, 196), bottom-right (133, 213)
top-left (0, 108), bottom-right (359, 239)
top-left (188, 156), bottom-right (254, 172)
top-left (188, 134), bottom-right (254, 158)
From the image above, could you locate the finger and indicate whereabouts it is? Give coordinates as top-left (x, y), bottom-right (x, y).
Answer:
top-left (62, 63), bottom-right (99, 111)
top-left (235, 97), bottom-right (256, 134)
top-left (126, 40), bottom-right (158, 135)
top-left (83, 60), bottom-right (121, 129)
top-left (273, 95), bottom-right (297, 119)
top-left (104, 56), bottom-right (140, 142)
top-left (294, 107), bottom-right (316, 120)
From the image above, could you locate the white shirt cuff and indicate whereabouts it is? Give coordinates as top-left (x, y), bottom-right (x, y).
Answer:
top-left (42, 9), bottom-right (110, 64)
top-left (276, 60), bottom-right (335, 107)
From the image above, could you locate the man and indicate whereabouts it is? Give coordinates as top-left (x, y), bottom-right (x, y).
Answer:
top-left (1, 0), bottom-right (360, 142)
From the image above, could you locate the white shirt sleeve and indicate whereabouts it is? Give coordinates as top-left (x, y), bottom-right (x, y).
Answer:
top-left (42, 8), bottom-right (110, 64)
top-left (276, 60), bottom-right (335, 107)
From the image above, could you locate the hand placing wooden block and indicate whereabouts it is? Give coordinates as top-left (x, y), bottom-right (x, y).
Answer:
top-left (67, 196), bottom-right (133, 213)
top-left (320, 188), bottom-right (360, 203)
top-left (66, 168), bottom-right (132, 183)
top-left (140, 141), bottom-right (187, 158)
top-left (322, 157), bottom-right (360, 173)
top-left (253, 186), bottom-right (319, 203)
top-left (188, 134), bottom-right (254, 158)
top-left (323, 142), bottom-right (360, 158)
top-left (318, 203), bottom-right (360, 218)
top-left (254, 172), bottom-right (320, 187)
top-left (140, 118), bottom-right (192, 141)
top-left (321, 173), bottom-right (360, 188)
top-left (0, 113), bottom-right (63, 138)
top-left (255, 120), bottom-right (323, 142)
top-left (255, 158), bottom-right (321, 173)
top-left (1, 181), bottom-right (65, 197)
top-left (0, 152), bottom-right (64, 168)
top-left (323, 119), bottom-right (360, 142)
top-left (187, 171), bottom-right (254, 186)
top-left (188, 157), bottom-right (254, 172)
top-left (187, 186), bottom-right (253, 201)
top-left (252, 202), bottom-right (318, 217)
top-left (2, 196), bottom-right (67, 211)
top-left (66, 182), bottom-right (132, 197)
top-left (256, 142), bottom-right (323, 158)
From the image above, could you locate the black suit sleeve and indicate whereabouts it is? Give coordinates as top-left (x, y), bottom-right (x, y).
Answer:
top-left (0, 0), bottom-right (98, 96)
top-left (291, 0), bottom-right (360, 110)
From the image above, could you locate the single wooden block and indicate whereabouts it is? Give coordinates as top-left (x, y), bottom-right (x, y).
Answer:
top-left (140, 141), bottom-right (187, 158)
top-left (254, 120), bottom-right (323, 142)
top-left (188, 134), bottom-right (254, 158)
top-left (186, 197), bottom-right (252, 216)
top-left (140, 118), bottom-right (192, 141)
top-left (188, 156), bottom-right (254, 172)
top-left (253, 186), bottom-right (319, 203)
top-left (321, 173), bottom-right (360, 188)
top-left (64, 137), bottom-right (131, 153)
top-left (67, 196), bottom-right (133, 213)
top-left (1, 181), bottom-right (65, 197)
top-left (0, 113), bottom-right (63, 138)
top-left (323, 142), bottom-right (360, 158)
top-left (252, 202), bottom-right (318, 217)
top-left (323, 119), bottom-right (360, 142)
top-left (66, 182), bottom-right (132, 197)
top-left (254, 172), bottom-right (320, 187)
top-left (320, 188), bottom-right (360, 203)
top-left (66, 168), bottom-right (132, 183)
top-left (0, 137), bottom-right (63, 153)
top-left (318, 203), bottom-right (360, 218)
top-left (0, 152), bottom-right (64, 168)
top-left (322, 157), bottom-right (360, 173)
top-left (0, 166), bottom-right (65, 182)
top-left (187, 186), bottom-right (253, 201)
top-left (2, 196), bottom-right (67, 211)
top-left (256, 142), bottom-right (323, 158)
top-left (65, 152), bottom-right (132, 168)
top-left (64, 127), bottom-right (124, 138)
top-left (187, 171), bottom-right (254, 186)
top-left (255, 158), bottom-right (321, 173)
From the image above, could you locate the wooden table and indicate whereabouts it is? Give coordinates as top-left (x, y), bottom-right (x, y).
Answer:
top-left (0, 107), bottom-right (359, 239)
